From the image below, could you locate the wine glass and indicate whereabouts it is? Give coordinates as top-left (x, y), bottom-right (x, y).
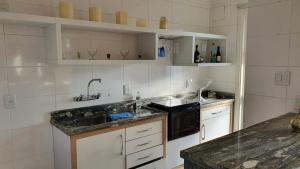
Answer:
top-left (87, 48), bottom-right (98, 60)
top-left (120, 49), bottom-right (129, 60)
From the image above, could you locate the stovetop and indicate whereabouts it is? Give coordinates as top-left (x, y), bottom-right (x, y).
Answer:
top-left (151, 97), bottom-right (199, 107)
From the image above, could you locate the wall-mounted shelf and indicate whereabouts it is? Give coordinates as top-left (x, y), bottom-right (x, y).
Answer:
top-left (197, 63), bottom-right (232, 67)
top-left (0, 12), bottom-right (230, 66)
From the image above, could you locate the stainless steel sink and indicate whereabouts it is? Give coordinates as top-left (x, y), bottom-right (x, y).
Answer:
top-left (170, 92), bottom-right (198, 100)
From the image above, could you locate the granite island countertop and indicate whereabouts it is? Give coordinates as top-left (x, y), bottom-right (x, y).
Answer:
top-left (181, 113), bottom-right (300, 169)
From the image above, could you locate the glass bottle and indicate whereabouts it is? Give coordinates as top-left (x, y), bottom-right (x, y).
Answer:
top-left (210, 42), bottom-right (217, 63)
top-left (194, 45), bottom-right (200, 63)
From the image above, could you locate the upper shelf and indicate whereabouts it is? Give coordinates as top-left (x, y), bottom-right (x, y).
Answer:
top-left (197, 63), bottom-right (232, 67)
top-left (0, 12), bottom-right (227, 39)
top-left (0, 12), bottom-right (230, 66)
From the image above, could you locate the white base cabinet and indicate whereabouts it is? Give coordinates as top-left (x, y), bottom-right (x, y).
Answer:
top-left (200, 103), bottom-right (232, 143)
top-left (52, 117), bottom-right (167, 169)
top-left (76, 129), bottom-right (125, 169)
top-left (200, 114), bottom-right (230, 143)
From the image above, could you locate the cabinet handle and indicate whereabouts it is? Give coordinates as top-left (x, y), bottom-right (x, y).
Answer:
top-left (137, 154), bottom-right (152, 161)
top-left (212, 111), bottom-right (222, 115)
top-left (120, 134), bottom-right (124, 155)
top-left (137, 140), bottom-right (152, 147)
top-left (201, 124), bottom-right (205, 140)
top-left (137, 128), bottom-right (152, 133)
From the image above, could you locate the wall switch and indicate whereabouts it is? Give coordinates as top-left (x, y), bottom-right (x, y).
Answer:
top-left (3, 94), bottom-right (16, 109)
top-left (275, 71), bottom-right (291, 86)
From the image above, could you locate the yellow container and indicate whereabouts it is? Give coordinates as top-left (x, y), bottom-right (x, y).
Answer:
top-left (136, 18), bottom-right (147, 27)
top-left (116, 11), bottom-right (128, 25)
top-left (160, 17), bottom-right (167, 29)
top-left (59, 1), bottom-right (74, 19)
top-left (89, 7), bottom-right (102, 22)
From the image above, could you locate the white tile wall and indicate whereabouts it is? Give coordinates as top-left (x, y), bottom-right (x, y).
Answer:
top-left (123, 0), bottom-right (148, 19)
top-left (0, 34), bottom-right (5, 67)
top-left (5, 35), bottom-right (47, 66)
top-left (0, 1), bottom-right (214, 168)
top-left (208, 1), bottom-right (237, 93)
top-left (287, 68), bottom-right (300, 99)
top-left (245, 66), bottom-right (287, 98)
top-left (292, 0), bottom-right (300, 33)
top-left (247, 0), bottom-right (291, 37)
top-left (289, 34), bottom-right (300, 66)
top-left (148, 0), bottom-right (172, 22)
top-left (244, 0), bottom-right (300, 128)
top-left (243, 94), bottom-right (286, 125)
top-left (246, 35), bottom-right (290, 66)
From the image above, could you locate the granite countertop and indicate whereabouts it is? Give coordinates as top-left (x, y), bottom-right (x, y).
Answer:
top-left (181, 113), bottom-right (300, 169)
top-left (200, 99), bottom-right (234, 109)
top-left (50, 101), bottom-right (168, 136)
top-left (50, 91), bottom-right (234, 136)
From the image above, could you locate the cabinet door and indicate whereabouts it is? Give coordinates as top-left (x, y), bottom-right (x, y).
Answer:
top-left (77, 129), bottom-right (125, 169)
top-left (200, 114), bottom-right (230, 143)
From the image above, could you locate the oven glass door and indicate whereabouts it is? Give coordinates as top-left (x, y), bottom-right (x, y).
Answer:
top-left (169, 106), bottom-right (199, 141)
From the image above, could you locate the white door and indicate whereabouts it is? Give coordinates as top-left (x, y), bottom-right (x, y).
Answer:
top-left (200, 114), bottom-right (230, 143)
top-left (77, 129), bottom-right (126, 169)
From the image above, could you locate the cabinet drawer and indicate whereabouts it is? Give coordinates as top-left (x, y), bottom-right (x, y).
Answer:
top-left (126, 133), bottom-right (162, 155)
top-left (126, 145), bottom-right (163, 169)
top-left (126, 121), bottom-right (162, 141)
top-left (136, 159), bottom-right (165, 169)
top-left (201, 105), bottom-right (230, 120)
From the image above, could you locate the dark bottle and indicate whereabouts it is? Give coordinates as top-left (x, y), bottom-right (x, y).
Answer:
top-left (194, 45), bottom-right (200, 63)
top-left (216, 46), bottom-right (222, 63)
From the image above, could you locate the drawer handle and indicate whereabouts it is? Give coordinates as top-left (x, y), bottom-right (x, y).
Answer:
top-left (137, 141), bottom-right (152, 147)
top-left (137, 154), bottom-right (152, 161)
top-left (211, 111), bottom-right (222, 115)
top-left (201, 124), bottom-right (205, 140)
top-left (120, 134), bottom-right (124, 155)
top-left (137, 128), bottom-right (152, 133)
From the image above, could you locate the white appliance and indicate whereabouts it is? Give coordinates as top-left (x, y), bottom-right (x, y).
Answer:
top-left (166, 133), bottom-right (200, 169)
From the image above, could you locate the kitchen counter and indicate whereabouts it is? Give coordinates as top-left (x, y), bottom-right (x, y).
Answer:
top-left (50, 92), bottom-right (234, 136)
top-left (50, 102), bottom-right (167, 136)
top-left (181, 113), bottom-right (300, 169)
top-left (200, 99), bottom-right (234, 109)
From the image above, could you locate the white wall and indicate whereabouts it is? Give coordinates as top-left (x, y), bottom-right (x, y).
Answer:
top-left (244, 0), bottom-right (300, 127)
top-left (208, 0), bottom-right (239, 93)
top-left (0, 1), bottom-right (212, 169)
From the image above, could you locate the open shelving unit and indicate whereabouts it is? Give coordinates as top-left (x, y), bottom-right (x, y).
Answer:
top-left (0, 12), bottom-right (230, 66)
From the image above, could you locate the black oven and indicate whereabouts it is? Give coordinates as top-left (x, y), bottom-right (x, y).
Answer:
top-left (148, 101), bottom-right (200, 141)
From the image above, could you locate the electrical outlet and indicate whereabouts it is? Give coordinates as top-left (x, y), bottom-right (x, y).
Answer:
top-left (275, 71), bottom-right (291, 86)
top-left (3, 94), bottom-right (16, 109)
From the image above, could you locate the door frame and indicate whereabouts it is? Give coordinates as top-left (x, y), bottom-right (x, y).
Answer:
top-left (234, 5), bottom-right (248, 131)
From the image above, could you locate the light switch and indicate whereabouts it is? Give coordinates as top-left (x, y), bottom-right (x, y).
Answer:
top-left (274, 71), bottom-right (291, 86)
top-left (3, 94), bottom-right (16, 109)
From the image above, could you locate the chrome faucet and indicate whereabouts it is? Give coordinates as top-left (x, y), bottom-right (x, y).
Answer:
top-left (74, 79), bottom-right (102, 102)
top-left (87, 79), bottom-right (101, 96)
top-left (199, 80), bottom-right (212, 103)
